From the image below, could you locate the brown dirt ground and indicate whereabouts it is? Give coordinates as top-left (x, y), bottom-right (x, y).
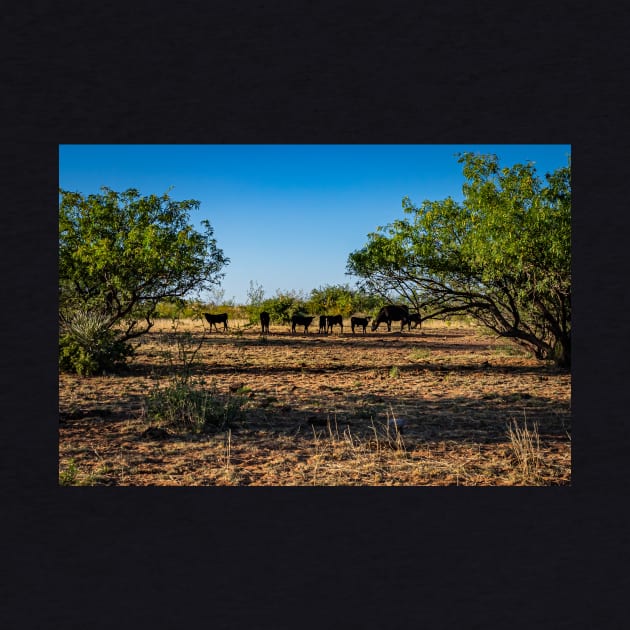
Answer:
top-left (59, 318), bottom-right (571, 486)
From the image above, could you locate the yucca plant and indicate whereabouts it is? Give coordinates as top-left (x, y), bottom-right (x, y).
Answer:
top-left (59, 307), bottom-right (133, 375)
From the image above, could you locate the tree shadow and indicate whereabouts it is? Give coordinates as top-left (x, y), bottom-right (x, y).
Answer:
top-left (122, 357), bottom-right (563, 380)
top-left (60, 372), bottom-right (570, 449)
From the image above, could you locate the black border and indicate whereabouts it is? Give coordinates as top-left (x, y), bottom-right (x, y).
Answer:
top-left (4, 1), bottom-right (628, 628)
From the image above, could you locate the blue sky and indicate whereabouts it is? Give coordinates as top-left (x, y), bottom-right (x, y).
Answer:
top-left (59, 144), bottom-right (571, 304)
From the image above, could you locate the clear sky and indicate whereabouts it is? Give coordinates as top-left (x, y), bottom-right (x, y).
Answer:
top-left (59, 144), bottom-right (571, 304)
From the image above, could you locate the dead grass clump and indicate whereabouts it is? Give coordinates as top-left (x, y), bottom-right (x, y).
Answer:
top-left (506, 415), bottom-right (543, 484)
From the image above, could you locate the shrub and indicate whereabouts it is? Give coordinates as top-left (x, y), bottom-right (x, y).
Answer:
top-left (59, 458), bottom-right (79, 485)
top-left (142, 377), bottom-right (246, 433)
top-left (247, 291), bottom-right (309, 325)
top-left (307, 284), bottom-right (386, 318)
top-left (59, 308), bottom-right (134, 375)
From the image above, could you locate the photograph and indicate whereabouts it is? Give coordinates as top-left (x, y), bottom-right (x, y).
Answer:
top-left (58, 144), bottom-right (571, 486)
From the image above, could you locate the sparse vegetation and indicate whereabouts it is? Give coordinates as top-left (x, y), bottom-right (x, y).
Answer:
top-left (142, 377), bottom-right (246, 433)
top-left (59, 319), bottom-right (571, 485)
top-left (141, 318), bottom-right (246, 433)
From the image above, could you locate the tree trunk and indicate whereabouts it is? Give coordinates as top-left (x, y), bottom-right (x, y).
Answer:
top-left (552, 334), bottom-right (571, 369)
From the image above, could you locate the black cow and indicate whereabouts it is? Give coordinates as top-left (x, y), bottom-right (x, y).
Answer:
top-left (326, 314), bottom-right (344, 334)
top-left (260, 311), bottom-right (270, 334)
top-left (350, 316), bottom-right (371, 334)
top-left (204, 312), bottom-right (228, 332)
top-left (318, 315), bottom-right (328, 334)
top-left (406, 313), bottom-right (422, 329)
top-left (371, 304), bottom-right (409, 332)
top-left (291, 314), bottom-right (314, 334)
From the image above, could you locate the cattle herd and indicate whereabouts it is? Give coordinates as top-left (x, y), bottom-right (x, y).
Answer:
top-left (203, 304), bottom-right (422, 335)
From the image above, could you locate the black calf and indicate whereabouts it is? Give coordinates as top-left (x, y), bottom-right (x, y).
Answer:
top-left (406, 313), bottom-right (422, 329)
top-left (291, 314), bottom-right (314, 334)
top-left (204, 312), bottom-right (228, 332)
top-left (326, 314), bottom-right (344, 334)
top-left (350, 316), bottom-right (371, 334)
top-left (319, 315), bottom-right (328, 334)
top-left (260, 311), bottom-right (270, 334)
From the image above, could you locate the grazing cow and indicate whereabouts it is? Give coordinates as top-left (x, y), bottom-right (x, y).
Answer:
top-left (406, 312), bottom-right (422, 329)
top-left (291, 314), bottom-right (315, 334)
top-left (371, 304), bottom-right (410, 332)
top-left (204, 312), bottom-right (228, 332)
top-left (326, 314), bottom-right (344, 334)
top-left (318, 315), bottom-right (328, 334)
top-left (260, 311), bottom-right (270, 334)
top-left (350, 316), bottom-right (371, 334)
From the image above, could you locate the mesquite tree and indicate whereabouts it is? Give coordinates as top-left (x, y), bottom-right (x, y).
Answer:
top-left (59, 187), bottom-right (228, 373)
top-left (347, 153), bottom-right (571, 368)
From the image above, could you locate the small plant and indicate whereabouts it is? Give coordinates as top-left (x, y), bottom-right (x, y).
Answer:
top-left (389, 365), bottom-right (400, 379)
top-left (59, 308), bottom-right (134, 376)
top-left (171, 321), bottom-right (205, 377)
top-left (409, 349), bottom-right (431, 361)
top-left (384, 407), bottom-right (407, 452)
top-left (506, 416), bottom-right (542, 484)
top-left (142, 377), bottom-right (246, 433)
top-left (59, 458), bottom-right (79, 485)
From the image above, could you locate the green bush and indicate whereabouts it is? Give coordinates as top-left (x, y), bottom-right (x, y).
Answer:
top-left (246, 291), bottom-right (309, 325)
top-left (142, 377), bottom-right (245, 433)
top-left (59, 332), bottom-right (134, 376)
top-left (307, 284), bottom-right (383, 317)
top-left (59, 458), bottom-right (79, 485)
top-left (59, 307), bottom-right (135, 375)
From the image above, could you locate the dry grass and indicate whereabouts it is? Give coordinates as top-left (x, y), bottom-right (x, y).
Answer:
top-left (506, 415), bottom-right (544, 485)
top-left (59, 318), bottom-right (571, 486)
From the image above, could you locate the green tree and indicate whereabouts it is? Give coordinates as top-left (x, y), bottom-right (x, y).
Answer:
top-left (257, 289), bottom-right (308, 325)
top-left (307, 284), bottom-right (386, 317)
top-left (347, 153), bottom-right (571, 367)
top-left (59, 187), bottom-right (228, 374)
top-left (308, 284), bottom-right (355, 316)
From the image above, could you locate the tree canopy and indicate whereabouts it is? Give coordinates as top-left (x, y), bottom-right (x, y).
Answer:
top-left (59, 187), bottom-right (228, 373)
top-left (347, 153), bottom-right (571, 367)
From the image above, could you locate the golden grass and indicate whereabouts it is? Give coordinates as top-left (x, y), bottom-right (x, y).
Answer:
top-left (59, 318), bottom-right (571, 486)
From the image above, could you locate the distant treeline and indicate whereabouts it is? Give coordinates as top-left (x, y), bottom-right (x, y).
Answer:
top-left (154, 283), bottom-right (392, 324)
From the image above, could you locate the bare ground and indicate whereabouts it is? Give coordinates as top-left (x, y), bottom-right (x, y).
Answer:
top-left (58, 319), bottom-right (571, 486)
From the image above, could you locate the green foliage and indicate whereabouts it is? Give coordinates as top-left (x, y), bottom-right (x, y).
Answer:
top-left (59, 333), bottom-right (134, 376)
top-left (143, 377), bottom-right (246, 433)
top-left (348, 152), bottom-right (571, 367)
top-left (59, 307), bottom-right (135, 375)
top-left (154, 298), bottom-right (204, 320)
top-left (141, 317), bottom-right (245, 433)
top-left (244, 282), bottom-right (385, 325)
top-left (247, 289), bottom-right (309, 325)
top-left (307, 284), bottom-right (384, 317)
top-left (59, 458), bottom-right (79, 486)
top-left (59, 187), bottom-right (228, 374)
